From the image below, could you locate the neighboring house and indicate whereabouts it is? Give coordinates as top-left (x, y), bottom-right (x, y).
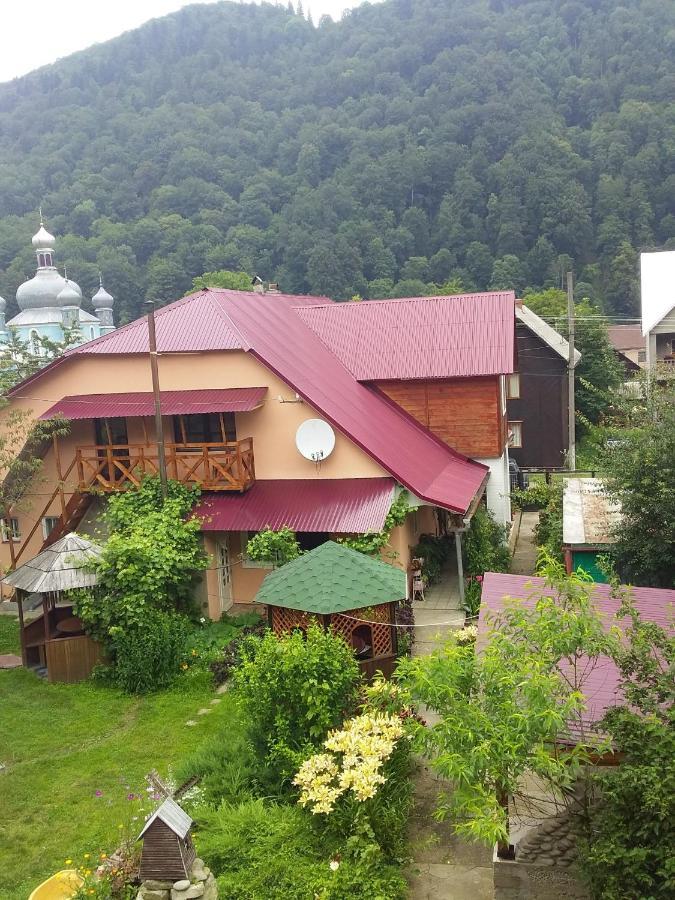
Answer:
top-left (1, 288), bottom-right (516, 618)
top-left (507, 303), bottom-right (580, 469)
top-left (562, 478), bottom-right (621, 582)
top-left (606, 324), bottom-right (644, 373)
top-left (641, 250), bottom-right (675, 372)
top-left (481, 571), bottom-right (674, 900)
top-left (0, 219), bottom-right (115, 351)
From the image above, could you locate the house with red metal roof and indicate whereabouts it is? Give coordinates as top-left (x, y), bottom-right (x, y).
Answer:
top-left (1, 287), bottom-right (516, 616)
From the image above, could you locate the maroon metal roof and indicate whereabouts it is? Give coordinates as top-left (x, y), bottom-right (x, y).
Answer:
top-left (212, 292), bottom-right (489, 514)
top-left (480, 573), bottom-right (674, 741)
top-left (64, 290), bottom-right (330, 355)
top-left (38, 388), bottom-right (267, 420)
top-left (194, 478), bottom-right (396, 533)
top-left (296, 292), bottom-right (516, 380)
top-left (10, 289), bottom-right (490, 514)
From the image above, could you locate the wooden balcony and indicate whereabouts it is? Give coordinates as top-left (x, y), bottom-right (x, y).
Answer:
top-left (75, 438), bottom-right (255, 492)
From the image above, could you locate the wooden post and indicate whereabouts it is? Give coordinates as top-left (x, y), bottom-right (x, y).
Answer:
top-left (146, 300), bottom-right (168, 501)
top-left (17, 592), bottom-right (26, 666)
top-left (567, 271), bottom-right (576, 471)
top-left (53, 434), bottom-right (67, 520)
top-left (455, 531), bottom-right (465, 605)
top-left (42, 596), bottom-right (50, 647)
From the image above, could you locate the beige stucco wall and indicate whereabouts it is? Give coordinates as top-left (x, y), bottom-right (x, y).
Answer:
top-left (1, 349), bottom-right (388, 577)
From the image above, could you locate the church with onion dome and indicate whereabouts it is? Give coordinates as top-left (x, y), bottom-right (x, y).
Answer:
top-left (0, 217), bottom-right (115, 353)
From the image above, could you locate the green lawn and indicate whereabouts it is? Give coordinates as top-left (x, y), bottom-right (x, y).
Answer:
top-left (0, 615), bottom-right (241, 900)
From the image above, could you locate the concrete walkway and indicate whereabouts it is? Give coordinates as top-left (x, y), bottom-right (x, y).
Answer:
top-left (509, 510), bottom-right (540, 576)
top-left (407, 563), bottom-right (494, 900)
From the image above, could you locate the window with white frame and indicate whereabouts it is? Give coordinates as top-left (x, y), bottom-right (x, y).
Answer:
top-left (508, 421), bottom-right (523, 449)
top-left (506, 373), bottom-right (520, 399)
top-left (1, 517), bottom-right (21, 542)
top-left (42, 516), bottom-right (60, 540)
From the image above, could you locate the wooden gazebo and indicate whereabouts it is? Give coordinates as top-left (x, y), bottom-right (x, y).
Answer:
top-left (255, 540), bottom-right (406, 679)
top-left (2, 533), bottom-right (103, 683)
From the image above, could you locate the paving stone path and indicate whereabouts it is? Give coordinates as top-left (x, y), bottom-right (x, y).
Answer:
top-left (407, 564), bottom-right (494, 900)
top-left (509, 510), bottom-right (540, 576)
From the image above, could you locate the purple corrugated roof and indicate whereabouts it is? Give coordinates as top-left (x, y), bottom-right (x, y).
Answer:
top-left (296, 292), bottom-right (516, 380)
top-left (38, 387), bottom-right (268, 420)
top-left (480, 573), bottom-right (674, 741)
top-left (195, 478), bottom-right (396, 532)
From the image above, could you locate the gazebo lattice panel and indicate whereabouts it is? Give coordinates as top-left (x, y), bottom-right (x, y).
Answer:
top-left (330, 604), bottom-right (393, 658)
top-left (271, 606), bottom-right (319, 634)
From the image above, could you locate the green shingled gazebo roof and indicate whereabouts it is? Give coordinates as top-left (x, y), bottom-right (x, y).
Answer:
top-left (254, 540), bottom-right (406, 614)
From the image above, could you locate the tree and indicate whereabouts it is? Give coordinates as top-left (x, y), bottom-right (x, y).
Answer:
top-left (599, 382), bottom-right (675, 587)
top-left (397, 561), bottom-right (616, 855)
top-left (578, 594), bottom-right (675, 899)
top-left (191, 269), bottom-right (253, 292)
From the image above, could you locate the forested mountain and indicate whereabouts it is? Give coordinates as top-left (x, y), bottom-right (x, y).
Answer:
top-left (0, 0), bottom-right (673, 322)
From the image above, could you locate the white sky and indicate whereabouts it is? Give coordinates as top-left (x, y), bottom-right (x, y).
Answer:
top-left (0, 0), bottom-right (374, 83)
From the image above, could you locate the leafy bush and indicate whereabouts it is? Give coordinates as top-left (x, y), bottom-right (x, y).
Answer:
top-left (195, 798), bottom-right (407, 900)
top-left (411, 533), bottom-right (450, 584)
top-left (463, 505), bottom-right (510, 576)
top-left (511, 479), bottom-right (556, 510)
top-left (234, 625), bottom-right (361, 785)
top-left (106, 609), bottom-right (188, 693)
top-left (209, 614), bottom-right (268, 685)
top-left (246, 526), bottom-right (301, 567)
top-left (395, 598), bottom-right (414, 657)
top-left (462, 576), bottom-right (482, 617)
top-left (534, 483), bottom-right (564, 567)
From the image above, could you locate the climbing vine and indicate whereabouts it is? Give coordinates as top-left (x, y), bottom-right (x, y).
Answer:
top-left (246, 526), bottom-right (301, 567)
top-left (339, 491), bottom-right (411, 557)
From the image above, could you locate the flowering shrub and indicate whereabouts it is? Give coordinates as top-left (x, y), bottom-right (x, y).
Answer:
top-left (452, 624), bottom-right (478, 644)
top-left (294, 712), bottom-right (405, 814)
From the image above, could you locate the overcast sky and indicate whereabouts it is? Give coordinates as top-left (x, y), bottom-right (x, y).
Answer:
top-left (0, 0), bottom-right (374, 83)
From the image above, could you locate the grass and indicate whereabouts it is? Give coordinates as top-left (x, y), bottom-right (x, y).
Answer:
top-left (0, 614), bottom-right (247, 900)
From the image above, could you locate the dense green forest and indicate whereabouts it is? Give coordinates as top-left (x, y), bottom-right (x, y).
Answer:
top-left (0, 0), bottom-right (673, 322)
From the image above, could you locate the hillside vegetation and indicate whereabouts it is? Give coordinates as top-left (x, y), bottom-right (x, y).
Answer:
top-left (0, 0), bottom-right (673, 321)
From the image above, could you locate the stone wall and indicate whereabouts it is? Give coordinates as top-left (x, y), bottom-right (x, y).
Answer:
top-left (493, 808), bottom-right (589, 900)
top-left (136, 858), bottom-right (217, 900)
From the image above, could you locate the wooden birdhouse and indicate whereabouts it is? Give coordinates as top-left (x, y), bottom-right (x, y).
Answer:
top-left (138, 797), bottom-right (196, 882)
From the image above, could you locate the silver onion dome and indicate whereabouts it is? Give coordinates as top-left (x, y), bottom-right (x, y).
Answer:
top-left (57, 280), bottom-right (82, 307)
top-left (31, 223), bottom-right (56, 249)
top-left (16, 270), bottom-right (82, 311)
top-left (92, 282), bottom-right (114, 309)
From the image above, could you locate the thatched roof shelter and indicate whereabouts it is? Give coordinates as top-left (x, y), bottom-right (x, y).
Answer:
top-left (2, 533), bottom-right (101, 595)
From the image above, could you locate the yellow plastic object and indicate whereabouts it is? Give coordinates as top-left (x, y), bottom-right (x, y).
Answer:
top-left (28, 869), bottom-right (83, 900)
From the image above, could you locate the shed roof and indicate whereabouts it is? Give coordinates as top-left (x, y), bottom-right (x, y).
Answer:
top-left (606, 325), bottom-right (644, 352)
top-left (2, 533), bottom-right (101, 594)
top-left (138, 797), bottom-right (192, 840)
top-left (254, 540), bottom-right (406, 614)
top-left (296, 292), bottom-right (516, 380)
top-left (480, 572), bottom-right (674, 742)
top-left (562, 478), bottom-right (621, 547)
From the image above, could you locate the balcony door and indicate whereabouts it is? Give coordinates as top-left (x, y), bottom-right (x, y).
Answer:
top-left (173, 413), bottom-right (236, 446)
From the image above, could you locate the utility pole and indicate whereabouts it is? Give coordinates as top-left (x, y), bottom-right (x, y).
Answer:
top-left (146, 299), bottom-right (168, 500)
top-left (566, 271), bottom-right (576, 472)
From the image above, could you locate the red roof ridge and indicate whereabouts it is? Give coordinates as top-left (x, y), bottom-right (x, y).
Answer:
top-left (294, 290), bottom-right (515, 310)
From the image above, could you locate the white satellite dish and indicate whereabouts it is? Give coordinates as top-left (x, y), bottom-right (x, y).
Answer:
top-left (295, 418), bottom-right (336, 462)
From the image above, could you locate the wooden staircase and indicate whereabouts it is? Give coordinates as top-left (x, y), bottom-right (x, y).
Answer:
top-left (42, 491), bottom-right (94, 548)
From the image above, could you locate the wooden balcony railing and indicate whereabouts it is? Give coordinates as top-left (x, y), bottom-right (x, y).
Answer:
top-left (75, 439), bottom-right (255, 492)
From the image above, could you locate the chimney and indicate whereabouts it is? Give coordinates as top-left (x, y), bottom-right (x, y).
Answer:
top-left (252, 275), bottom-right (265, 294)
